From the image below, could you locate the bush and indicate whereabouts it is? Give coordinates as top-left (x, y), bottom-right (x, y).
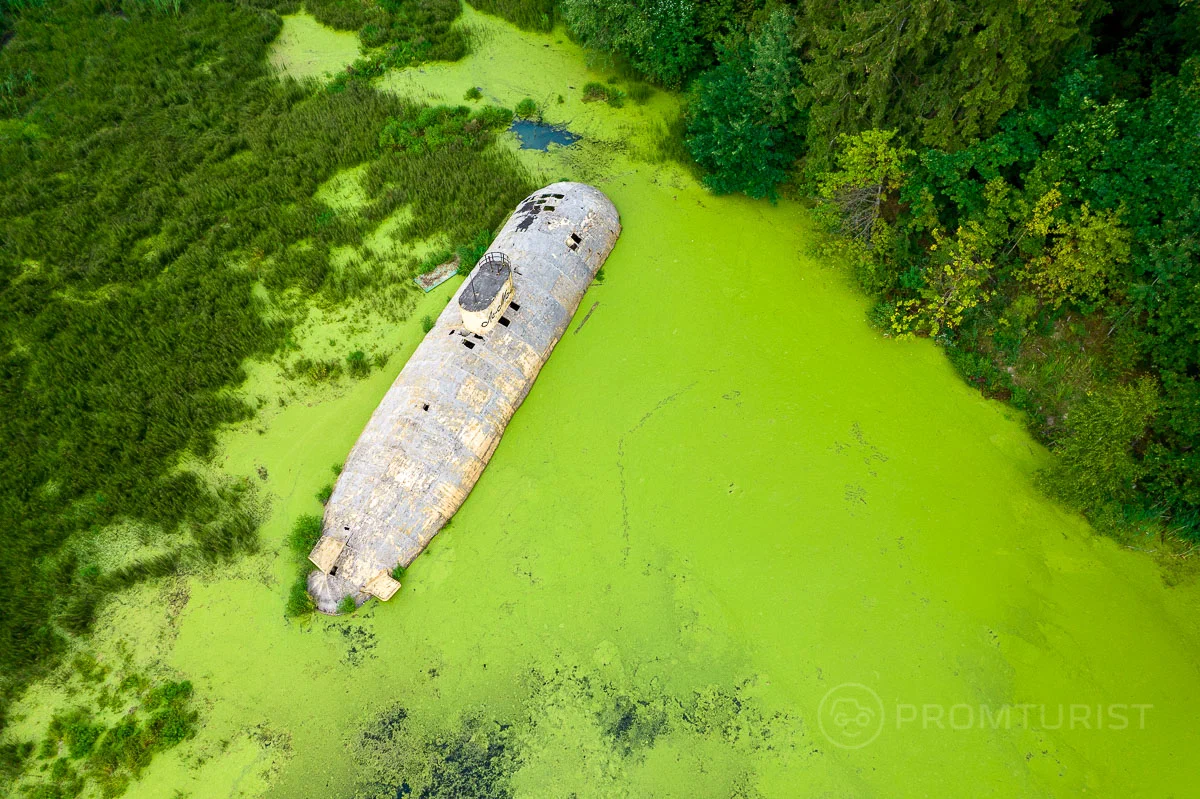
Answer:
top-left (285, 574), bottom-right (315, 618)
top-left (464, 86), bottom-right (482, 101)
top-left (514, 97), bottom-right (539, 119)
top-left (316, 484), bottom-right (333, 505)
top-left (287, 514), bottom-right (324, 558)
top-left (347, 350), bottom-right (370, 379)
top-left (560, 0), bottom-right (703, 89)
top-left (1041, 379), bottom-right (1160, 512)
top-left (337, 595), bottom-right (358, 615)
top-left (582, 81), bottom-right (610, 102)
top-left (421, 315), bottom-right (435, 333)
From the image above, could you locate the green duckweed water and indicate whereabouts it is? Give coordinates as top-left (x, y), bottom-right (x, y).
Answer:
top-left (10, 7), bottom-right (1200, 798)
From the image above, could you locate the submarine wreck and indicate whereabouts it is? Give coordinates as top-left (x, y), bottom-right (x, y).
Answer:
top-left (306, 182), bottom-right (621, 613)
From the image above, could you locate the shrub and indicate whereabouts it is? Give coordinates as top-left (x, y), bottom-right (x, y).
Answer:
top-left (560, 0), bottom-right (703, 89)
top-left (421, 315), bottom-right (435, 333)
top-left (337, 596), bottom-right (358, 615)
top-left (1041, 378), bottom-right (1160, 512)
top-left (347, 350), bottom-right (370, 378)
top-left (464, 86), bottom-right (482, 101)
top-left (316, 484), bottom-right (333, 505)
top-left (582, 82), bottom-right (610, 102)
top-left (287, 514), bottom-right (324, 558)
top-left (514, 97), bottom-right (539, 119)
top-left (285, 574), bottom-right (315, 618)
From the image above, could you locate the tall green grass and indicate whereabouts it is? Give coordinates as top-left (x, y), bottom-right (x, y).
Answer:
top-left (0, 0), bottom-right (533, 730)
top-left (467, 0), bottom-right (556, 31)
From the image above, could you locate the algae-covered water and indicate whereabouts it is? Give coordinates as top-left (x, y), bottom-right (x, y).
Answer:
top-left (14, 7), bottom-right (1200, 798)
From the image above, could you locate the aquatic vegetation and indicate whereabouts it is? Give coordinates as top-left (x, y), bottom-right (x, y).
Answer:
top-left (1, 6), bottom-right (1198, 799)
top-left (346, 350), bottom-right (371, 379)
top-left (9, 661), bottom-right (198, 798)
top-left (284, 514), bottom-right (324, 619)
top-left (467, 0), bottom-right (556, 31)
top-left (0, 0), bottom-right (532, 725)
top-left (513, 97), bottom-right (539, 118)
top-left (581, 81), bottom-right (612, 102)
top-left (378, 104), bottom-right (513, 154)
top-left (347, 664), bottom-right (794, 798)
top-left (624, 81), bottom-right (653, 104)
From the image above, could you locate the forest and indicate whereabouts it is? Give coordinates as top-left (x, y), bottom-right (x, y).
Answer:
top-left (0, 0), bottom-right (1197, 769)
top-left (540, 0), bottom-right (1199, 545)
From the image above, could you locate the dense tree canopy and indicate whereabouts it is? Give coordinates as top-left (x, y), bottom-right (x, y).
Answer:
top-left (797, 0), bottom-right (1097, 168)
top-left (685, 10), bottom-right (806, 199)
top-left (544, 0), bottom-right (1200, 538)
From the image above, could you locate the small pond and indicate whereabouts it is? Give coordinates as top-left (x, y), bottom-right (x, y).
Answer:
top-left (509, 119), bottom-right (580, 150)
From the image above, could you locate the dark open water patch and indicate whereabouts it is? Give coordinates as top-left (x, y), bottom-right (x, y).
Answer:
top-left (508, 119), bottom-right (580, 150)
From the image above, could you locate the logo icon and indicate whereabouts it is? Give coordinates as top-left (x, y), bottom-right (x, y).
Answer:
top-left (818, 683), bottom-right (885, 749)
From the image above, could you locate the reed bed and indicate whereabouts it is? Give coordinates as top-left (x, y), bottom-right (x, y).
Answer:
top-left (0, 0), bottom-right (534, 729)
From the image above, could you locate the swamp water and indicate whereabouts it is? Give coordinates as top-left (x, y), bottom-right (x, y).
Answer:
top-left (508, 119), bottom-right (581, 150)
top-left (11, 6), bottom-right (1200, 799)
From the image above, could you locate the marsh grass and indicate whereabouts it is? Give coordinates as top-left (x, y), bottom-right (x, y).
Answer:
top-left (514, 97), bottom-right (539, 118)
top-left (323, 0), bottom-right (468, 92)
top-left (284, 514), bottom-right (322, 618)
top-left (466, 0), bottom-right (556, 31)
top-left (13, 662), bottom-right (198, 798)
top-left (0, 0), bottom-right (534, 726)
